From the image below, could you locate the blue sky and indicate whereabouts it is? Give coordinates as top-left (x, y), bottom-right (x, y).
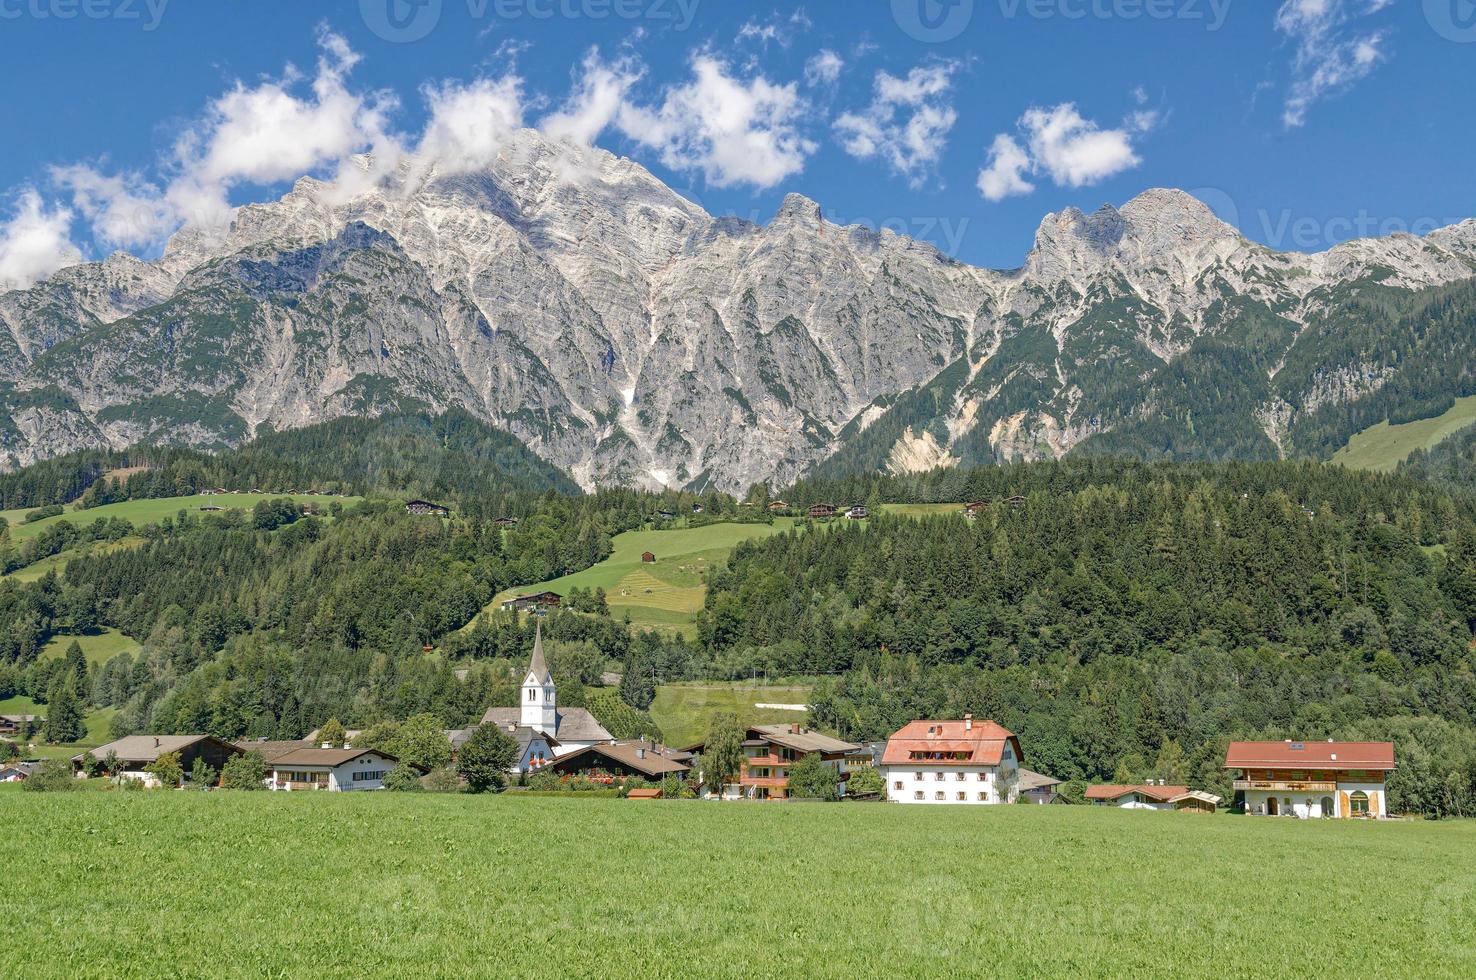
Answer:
top-left (0, 0), bottom-right (1472, 287)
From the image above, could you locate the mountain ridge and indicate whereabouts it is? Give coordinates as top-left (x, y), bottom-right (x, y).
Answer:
top-left (3, 128), bottom-right (1476, 492)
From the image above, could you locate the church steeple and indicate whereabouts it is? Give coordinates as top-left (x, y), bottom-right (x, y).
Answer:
top-left (521, 621), bottom-right (557, 733)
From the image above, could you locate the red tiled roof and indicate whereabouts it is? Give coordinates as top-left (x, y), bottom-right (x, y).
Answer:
top-left (880, 720), bottom-right (1021, 768)
top-left (1085, 784), bottom-right (1190, 803)
top-left (1223, 741), bottom-right (1395, 771)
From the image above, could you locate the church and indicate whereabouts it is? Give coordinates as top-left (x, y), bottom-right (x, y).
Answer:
top-left (480, 623), bottom-right (612, 756)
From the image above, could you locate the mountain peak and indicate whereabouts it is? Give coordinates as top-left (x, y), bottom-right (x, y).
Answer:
top-left (774, 192), bottom-right (823, 225)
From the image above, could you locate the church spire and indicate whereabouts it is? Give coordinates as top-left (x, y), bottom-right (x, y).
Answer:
top-left (528, 620), bottom-right (552, 685)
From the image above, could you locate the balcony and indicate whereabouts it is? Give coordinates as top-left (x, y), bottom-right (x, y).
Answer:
top-left (742, 775), bottom-right (789, 789)
top-left (1234, 780), bottom-right (1338, 793)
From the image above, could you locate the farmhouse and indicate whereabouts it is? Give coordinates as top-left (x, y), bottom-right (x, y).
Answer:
top-left (767, 500), bottom-right (788, 512)
top-left (405, 500), bottom-right (450, 517)
top-left (1226, 740), bottom-right (1396, 819)
top-left (493, 517), bottom-right (519, 528)
top-left (1004, 494), bottom-right (1027, 508)
top-left (881, 716), bottom-right (1023, 805)
top-left (0, 714), bottom-right (42, 735)
top-left (688, 723), bottom-right (861, 800)
top-left (963, 501), bottom-right (987, 519)
top-left (544, 739), bottom-right (691, 783)
top-left (480, 624), bottom-right (612, 755)
top-left (268, 747), bottom-right (410, 791)
top-left (0, 762), bottom-right (36, 782)
top-left (808, 503), bottom-right (837, 519)
top-left (233, 739), bottom-right (314, 766)
top-left (845, 505), bottom-right (869, 520)
top-left (1017, 769), bottom-right (1063, 804)
top-left (500, 591), bottom-right (563, 613)
top-left (1085, 783), bottom-right (1223, 812)
top-left (75, 735), bottom-right (243, 787)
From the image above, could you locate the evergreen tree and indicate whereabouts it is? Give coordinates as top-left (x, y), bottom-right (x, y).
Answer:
top-left (457, 724), bottom-right (519, 793)
top-left (42, 670), bottom-right (86, 744)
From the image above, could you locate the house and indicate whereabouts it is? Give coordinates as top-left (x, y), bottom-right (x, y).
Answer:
top-left (199, 505), bottom-right (224, 512)
top-left (881, 716), bottom-right (1024, 805)
top-left (845, 505), bottom-right (869, 520)
top-left (0, 714), bottom-right (42, 736)
top-left (1017, 769), bottom-right (1063, 804)
top-left (493, 516), bottom-right (520, 528)
top-left (690, 723), bottom-right (862, 800)
top-left (691, 503), bottom-right (704, 514)
top-left (449, 724), bottom-right (557, 774)
top-left (808, 504), bottom-right (837, 520)
top-left (1226, 740), bottom-right (1396, 818)
top-left (767, 500), bottom-right (789, 513)
top-left (963, 501), bottom-right (987, 519)
top-left (232, 739), bottom-right (314, 767)
top-left (74, 735), bottom-right (243, 787)
top-left (267, 747), bottom-right (411, 791)
top-left (543, 739), bottom-right (691, 783)
top-left (641, 552), bottom-right (657, 564)
top-left (404, 500), bottom-right (450, 517)
top-left (1085, 783), bottom-right (1222, 812)
top-left (0, 762), bottom-right (36, 782)
top-left (1004, 494), bottom-right (1027, 508)
top-left (479, 623), bottom-right (613, 755)
top-left (500, 591), bottom-right (563, 613)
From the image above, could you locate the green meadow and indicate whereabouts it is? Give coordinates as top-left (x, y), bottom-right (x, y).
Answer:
top-left (1332, 395), bottom-right (1476, 472)
top-left (480, 520), bottom-right (796, 636)
top-left (0, 793), bottom-right (1471, 977)
top-left (0, 492), bottom-right (361, 543)
top-left (650, 680), bottom-right (815, 746)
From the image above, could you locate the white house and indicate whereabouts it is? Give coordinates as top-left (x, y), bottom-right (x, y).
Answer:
top-left (72, 735), bottom-right (243, 787)
top-left (449, 724), bottom-right (556, 775)
top-left (1226, 740), bottom-right (1396, 819)
top-left (1085, 783), bottom-right (1223, 813)
top-left (268, 747), bottom-right (408, 791)
top-left (479, 623), bottom-right (611, 756)
top-left (881, 716), bottom-right (1023, 805)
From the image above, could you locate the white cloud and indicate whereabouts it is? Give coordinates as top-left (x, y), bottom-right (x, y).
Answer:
top-left (0, 189), bottom-right (82, 291)
top-left (977, 135), bottom-right (1034, 202)
top-left (737, 10), bottom-right (811, 48)
top-left (976, 102), bottom-right (1151, 202)
top-left (49, 166), bottom-right (175, 250)
top-left (541, 49), bottom-right (643, 146)
top-left (616, 54), bottom-right (815, 189)
top-left (834, 63), bottom-right (958, 188)
top-left (416, 75), bottom-right (526, 176)
top-left (804, 49), bottom-right (844, 87)
top-left (1275, 0), bottom-right (1392, 128)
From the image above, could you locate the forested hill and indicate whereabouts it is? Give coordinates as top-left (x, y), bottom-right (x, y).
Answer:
top-left (0, 410), bottom-right (578, 513)
top-left (1399, 419), bottom-right (1476, 490)
top-left (705, 460), bottom-right (1476, 813)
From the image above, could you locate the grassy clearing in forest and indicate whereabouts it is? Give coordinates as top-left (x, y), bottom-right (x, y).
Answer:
top-left (480, 520), bottom-right (796, 636)
top-left (1332, 395), bottom-right (1476, 472)
top-left (649, 680), bottom-right (815, 746)
top-left (1, 793), bottom-right (1472, 978)
top-left (0, 493), bottom-right (362, 542)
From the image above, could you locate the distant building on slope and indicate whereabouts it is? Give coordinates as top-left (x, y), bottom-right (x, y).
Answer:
top-left (881, 716), bottom-right (1023, 805)
top-left (1226, 740), bottom-right (1395, 819)
top-left (479, 623), bottom-right (612, 756)
top-left (500, 592), bottom-right (563, 613)
top-left (405, 500), bottom-right (450, 517)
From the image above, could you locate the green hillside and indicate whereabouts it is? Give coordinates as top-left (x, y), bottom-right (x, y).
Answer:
top-left (1, 492), bottom-right (357, 543)
top-left (479, 520), bottom-right (796, 636)
top-left (2, 794), bottom-right (1473, 977)
top-left (650, 680), bottom-right (815, 746)
top-left (1332, 395), bottom-right (1476, 472)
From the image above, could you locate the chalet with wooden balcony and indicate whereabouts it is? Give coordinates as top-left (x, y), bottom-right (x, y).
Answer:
top-left (690, 724), bottom-right (862, 800)
top-left (1225, 740), bottom-right (1396, 819)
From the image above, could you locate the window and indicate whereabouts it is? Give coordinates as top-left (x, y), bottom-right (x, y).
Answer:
top-left (914, 772), bottom-right (923, 781)
top-left (934, 791), bottom-right (945, 801)
top-left (979, 771), bottom-right (989, 781)
top-left (913, 791), bottom-right (924, 800)
top-left (894, 781), bottom-right (903, 790)
top-left (1320, 795), bottom-right (1335, 818)
top-left (956, 792), bottom-right (966, 801)
top-left (352, 770), bottom-right (386, 782)
top-left (935, 772), bottom-right (946, 781)
top-left (956, 772), bottom-right (967, 781)
top-left (978, 792), bottom-right (989, 801)
top-left (1350, 791), bottom-right (1370, 816)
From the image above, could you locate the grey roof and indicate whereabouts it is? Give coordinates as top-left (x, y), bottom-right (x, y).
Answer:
top-left (749, 724), bottom-right (861, 755)
top-left (448, 725), bottom-right (556, 753)
top-left (232, 740), bottom-right (313, 763)
top-left (479, 707), bottom-right (611, 744)
top-left (550, 740), bottom-right (691, 778)
top-left (526, 622), bottom-right (552, 685)
top-left (1016, 768), bottom-right (1063, 792)
top-left (271, 747), bottom-right (400, 767)
top-left (73, 734), bottom-right (236, 765)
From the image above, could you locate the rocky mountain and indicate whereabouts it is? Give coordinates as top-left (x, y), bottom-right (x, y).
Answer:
top-left (3, 129), bottom-right (1475, 492)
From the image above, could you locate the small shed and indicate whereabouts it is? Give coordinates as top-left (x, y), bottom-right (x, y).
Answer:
top-left (642, 552), bottom-right (657, 563)
top-left (627, 788), bottom-right (663, 800)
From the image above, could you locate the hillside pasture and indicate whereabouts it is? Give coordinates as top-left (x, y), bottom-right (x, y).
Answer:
top-left (0, 492), bottom-right (361, 543)
top-left (1, 794), bottom-right (1472, 977)
top-left (40, 628), bottom-right (140, 667)
top-left (1332, 395), bottom-right (1476, 472)
top-left (650, 680), bottom-right (815, 746)
top-left (481, 520), bottom-right (795, 636)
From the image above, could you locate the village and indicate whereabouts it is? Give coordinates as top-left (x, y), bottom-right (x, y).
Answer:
top-left (2, 626), bottom-right (1399, 821)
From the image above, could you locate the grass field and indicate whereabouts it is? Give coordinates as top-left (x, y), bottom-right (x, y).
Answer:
top-left (0, 492), bottom-right (362, 543)
top-left (39, 628), bottom-right (140, 667)
top-left (480, 520), bottom-right (796, 636)
top-left (1332, 395), bottom-right (1476, 472)
top-left (0, 692), bottom-right (116, 759)
top-left (650, 680), bottom-right (815, 746)
top-left (880, 503), bottom-right (966, 518)
top-left (0, 794), bottom-right (1471, 977)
